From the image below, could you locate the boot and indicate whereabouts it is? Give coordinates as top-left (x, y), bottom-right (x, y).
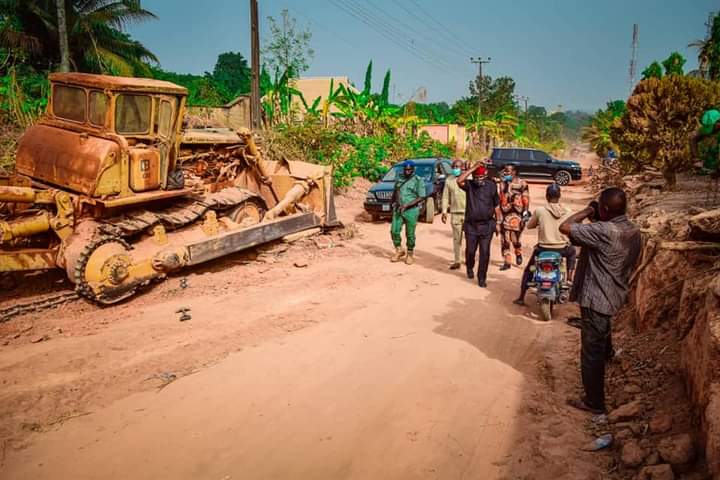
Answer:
top-left (405, 251), bottom-right (415, 265)
top-left (390, 247), bottom-right (406, 262)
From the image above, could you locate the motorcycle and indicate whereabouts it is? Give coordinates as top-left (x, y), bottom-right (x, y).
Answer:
top-left (527, 251), bottom-right (570, 321)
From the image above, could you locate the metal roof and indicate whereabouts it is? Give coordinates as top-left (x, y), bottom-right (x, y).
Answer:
top-left (48, 72), bottom-right (188, 95)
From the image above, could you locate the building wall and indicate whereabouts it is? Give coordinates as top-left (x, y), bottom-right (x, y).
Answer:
top-left (186, 96), bottom-right (251, 130)
top-left (418, 124), bottom-right (467, 155)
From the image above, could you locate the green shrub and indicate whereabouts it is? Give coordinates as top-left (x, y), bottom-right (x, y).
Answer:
top-left (271, 121), bottom-right (452, 188)
top-left (611, 76), bottom-right (720, 188)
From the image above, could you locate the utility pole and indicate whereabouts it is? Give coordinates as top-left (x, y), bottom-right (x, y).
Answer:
top-left (470, 56), bottom-right (491, 152)
top-left (250, 0), bottom-right (261, 130)
top-left (56, 0), bottom-right (70, 72)
top-left (515, 95), bottom-right (529, 137)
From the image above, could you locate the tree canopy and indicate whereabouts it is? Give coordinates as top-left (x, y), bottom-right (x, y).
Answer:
top-left (263, 9), bottom-right (314, 77)
top-left (0, 0), bottom-right (158, 76)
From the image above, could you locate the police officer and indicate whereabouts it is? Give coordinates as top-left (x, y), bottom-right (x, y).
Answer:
top-left (390, 160), bottom-right (426, 265)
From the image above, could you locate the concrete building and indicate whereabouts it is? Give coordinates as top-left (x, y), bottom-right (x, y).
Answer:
top-left (290, 76), bottom-right (354, 116)
top-left (418, 124), bottom-right (468, 154)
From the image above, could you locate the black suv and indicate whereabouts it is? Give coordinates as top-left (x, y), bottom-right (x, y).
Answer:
top-left (363, 157), bottom-right (452, 222)
top-left (487, 148), bottom-right (582, 185)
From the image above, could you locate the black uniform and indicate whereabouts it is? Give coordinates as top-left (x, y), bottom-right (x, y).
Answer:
top-left (460, 178), bottom-right (500, 285)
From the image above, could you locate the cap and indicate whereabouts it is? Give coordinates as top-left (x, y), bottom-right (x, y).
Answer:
top-left (402, 160), bottom-right (416, 168)
top-left (546, 183), bottom-right (562, 198)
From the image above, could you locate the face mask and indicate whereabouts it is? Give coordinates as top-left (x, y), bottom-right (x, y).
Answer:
top-left (451, 168), bottom-right (462, 176)
top-left (503, 175), bottom-right (513, 182)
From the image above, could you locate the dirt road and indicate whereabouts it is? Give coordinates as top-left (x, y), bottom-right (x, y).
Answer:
top-left (0, 178), bottom-right (605, 479)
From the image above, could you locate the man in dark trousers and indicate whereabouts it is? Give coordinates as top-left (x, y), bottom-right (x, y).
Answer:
top-left (457, 161), bottom-right (502, 288)
top-left (559, 187), bottom-right (641, 414)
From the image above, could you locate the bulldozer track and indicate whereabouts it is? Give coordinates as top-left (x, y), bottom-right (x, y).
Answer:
top-left (99, 187), bottom-right (262, 238)
top-left (0, 291), bottom-right (80, 323)
top-left (74, 235), bottom-right (134, 304)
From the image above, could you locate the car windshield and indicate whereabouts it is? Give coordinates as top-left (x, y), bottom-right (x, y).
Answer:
top-left (383, 164), bottom-right (433, 182)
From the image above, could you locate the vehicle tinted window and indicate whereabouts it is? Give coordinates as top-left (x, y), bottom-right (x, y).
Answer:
top-left (383, 165), bottom-right (433, 182)
top-left (53, 85), bottom-right (86, 123)
top-left (88, 91), bottom-right (108, 126)
top-left (493, 149), bottom-right (516, 161)
top-left (532, 151), bottom-right (549, 162)
top-left (115, 94), bottom-right (151, 134)
top-left (516, 150), bottom-right (532, 162)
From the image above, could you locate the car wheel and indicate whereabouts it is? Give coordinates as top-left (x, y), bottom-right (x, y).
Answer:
top-left (423, 197), bottom-right (435, 223)
top-left (554, 170), bottom-right (572, 186)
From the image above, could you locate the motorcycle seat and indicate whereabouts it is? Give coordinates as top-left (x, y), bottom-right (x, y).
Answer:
top-left (536, 251), bottom-right (562, 263)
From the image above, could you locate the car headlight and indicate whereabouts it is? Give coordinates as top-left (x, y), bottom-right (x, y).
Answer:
top-left (366, 192), bottom-right (376, 201)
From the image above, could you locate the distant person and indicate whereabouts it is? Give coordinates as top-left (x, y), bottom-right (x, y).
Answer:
top-left (606, 149), bottom-right (617, 164)
top-left (559, 187), bottom-right (641, 415)
top-left (498, 165), bottom-right (530, 270)
top-left (691, 108), bottom-right (720, 173)
top-left (513, 183), bottom-right (576, 306)
top-left (457, 161), bottom-right (501, 288)
top-left (441, 159), bottom-right (467, 270)
top-left (390, 160), bottom-right (426, 265)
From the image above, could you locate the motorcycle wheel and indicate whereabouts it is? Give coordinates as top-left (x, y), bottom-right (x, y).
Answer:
top-left (539, 299), bottom-right (553, 322)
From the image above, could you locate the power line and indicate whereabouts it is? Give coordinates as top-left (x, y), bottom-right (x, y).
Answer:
top-left (289, 8), bottom-right (359, 51)
top-left (391, 0), bottom-right (475, 58)
top-left (346, 0), bottom-right (471, 78)
top-left (407, 0), bottom-right (477, 55)
top-left (363, 0), bottom-right (468, 68)
top-left (338, 0), bottom-right (461, 74)
top-left (329, 0), bottom-right (459, 77)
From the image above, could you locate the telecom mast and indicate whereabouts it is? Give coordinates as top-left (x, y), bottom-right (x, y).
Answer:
top-left (629, 24), bottom-right (639, 95)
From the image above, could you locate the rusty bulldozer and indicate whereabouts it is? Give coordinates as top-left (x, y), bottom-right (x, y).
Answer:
top-left (0, 73), bottom-right (337, 303)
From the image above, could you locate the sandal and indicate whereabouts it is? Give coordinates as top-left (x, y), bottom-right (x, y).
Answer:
top-left (566, 397), bottom-right (605, 415)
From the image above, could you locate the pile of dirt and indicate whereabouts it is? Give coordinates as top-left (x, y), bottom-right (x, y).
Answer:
top-left (605, 174), bottom-right (720, 478)
top-left (333, 177), bottom-right (372, 209)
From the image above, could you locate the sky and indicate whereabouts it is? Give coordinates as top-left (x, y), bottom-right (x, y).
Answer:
top-left (129, 0), bottom-right (718, 112)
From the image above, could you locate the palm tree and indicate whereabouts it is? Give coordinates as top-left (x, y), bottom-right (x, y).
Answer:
top-left (688, 13), bottom-right (720, 80)
top-left (55, 0), bottom-right (70, 72)
top-left (0, 0), bottom-right (158, 75)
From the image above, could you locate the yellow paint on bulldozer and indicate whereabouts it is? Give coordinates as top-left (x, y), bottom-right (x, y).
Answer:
top-left (1, 72), bottom-right (338, 303)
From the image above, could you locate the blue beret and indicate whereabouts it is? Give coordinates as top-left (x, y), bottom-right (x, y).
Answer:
top-left (402, 160), bottom-right (416, 168)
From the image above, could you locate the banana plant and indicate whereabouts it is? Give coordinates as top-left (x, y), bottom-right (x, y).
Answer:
top-left (299, 94), bottom-right (322, 119)
top-left (321, 78), bottom-right (346, 127)
top-left (331, 61), bottom-right (401, 135)
top-left (261, 68), bottom-right (303, 126)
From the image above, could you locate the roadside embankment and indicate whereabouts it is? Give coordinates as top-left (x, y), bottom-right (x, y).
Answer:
top-left (614, 174), bottom-right (720, 477)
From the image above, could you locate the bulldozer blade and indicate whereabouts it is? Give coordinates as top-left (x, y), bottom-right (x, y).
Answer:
top-left (185, 212), bottom-right (321, 266)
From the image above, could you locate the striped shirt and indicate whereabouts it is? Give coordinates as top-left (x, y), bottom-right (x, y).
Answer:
top-left (569, 215), bottom-right (641, 316)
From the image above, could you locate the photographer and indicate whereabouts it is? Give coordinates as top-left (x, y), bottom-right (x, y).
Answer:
top-left (559, 187), bottom-right (641, 415)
